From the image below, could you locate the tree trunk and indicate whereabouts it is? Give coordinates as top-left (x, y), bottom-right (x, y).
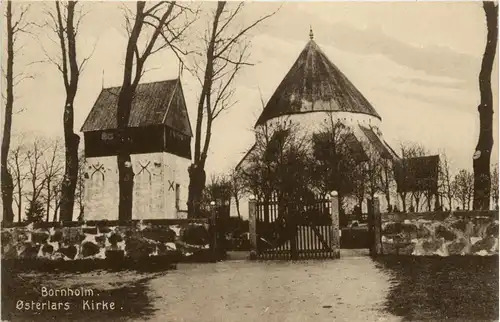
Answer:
top-left (118, 152), bottom-right (134, 221)
top-left (2, 1), bottom-right (15, 223)
top-left (17, 193), bottom-right (21, 222)
top-left (1, 171), bottom-right (14, 223)
top-left (78, 206), bottom-right (84, 221)
top-left (426, 192), bottom-right (432, 211)
top-left (187, 164), bottom-right (206, 218)
top-left (46, 179), bottom-right (51, 221)
top-left (434, 192), bottom-right (440, 211)
top-left (473, 1), bottom-right (498, 210)
top-left (59, 132), bottom-right (80, 221)
top-left (59, 2), bottom-right (81, 222)
top-left (188, 3), bottom-right (225, 218)
top-left (384, 165), bottom-right (391, 208)
top-left (115, 3), bottom-right (144, 222)
top-left (116, 91), bottom-right (135, 221)
top-left (399, 192), bottom-right (407, 212)
top-left (385, 194), bottom-right (390, 212)
top-left (234, 196), bottom-right (241, 219)
top-left (414, 195), bottom-right (420, 212)
top-left (53, 202), bottom-right (60, 222)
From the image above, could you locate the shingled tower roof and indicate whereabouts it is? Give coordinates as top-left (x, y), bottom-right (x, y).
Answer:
top-left (81, 78), bottom-right (193, 137)
top-left (255, 30), bottom-right (381, 126)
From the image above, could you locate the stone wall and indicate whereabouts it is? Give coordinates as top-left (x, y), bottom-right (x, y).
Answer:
top-left (381, 211), bottom-right (498, 256)
top-left (1, 219), bottom-right (211, 263)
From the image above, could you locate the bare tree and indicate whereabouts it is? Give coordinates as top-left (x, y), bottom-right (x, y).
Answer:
top-left (203, 174), bottom-right (232, 207)
top-left (363, 145), bottom-right (384, 204)
top-left (2, 2), bottom-right (33, 223)
top-left (75, 150), bottom-right (86, 221)
top-left (349, 149), bottom-right (382, 215)
top-left (239, 119), bottom-right (310, 224)
top-left (473, 1), bottom-right (498, 210)
top-left (376, 158), bottom-right (395, 211)
top-left (7, 138), bottom-right (28, 222)
top-left (41, 139), bottom-right (64, 221)
top-left (242, 121), bottom-right (308, 194)
top-left (396, 142), bottom-right (427, 212)
top-left (228, 168), bottom-right (244, 218)
top-left (42, 1), bottom-right (92, 221)
top-left (409, 144), bottom-right (427, 212)
top-left (238, 93), bottom-right (287, 202)
top-left (187, 2), bottom-right (278, 217)
top-left (452, 169), bottom-right (474, 210)
top-left (116, 1), bottom-right (195, 220)
top-left (310, 116), bottom-right (361, 225)
top-left (438, 152), bottom-right (454, 210)
top-left (241, 120), bottom-right (310, 256)
top-left (25, 139), bottom-right (47, 219)
top-left (351, 163), bottom-right (366, 212)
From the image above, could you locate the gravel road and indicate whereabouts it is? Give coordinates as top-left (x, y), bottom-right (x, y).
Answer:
top-left (3, 250), bottom-right (402, 322)
top-left (141, 250), bottom-right (400, 322)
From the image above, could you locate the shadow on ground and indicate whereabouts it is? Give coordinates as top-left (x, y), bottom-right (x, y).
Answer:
top-left (374, 255), bottom-right (499, 321)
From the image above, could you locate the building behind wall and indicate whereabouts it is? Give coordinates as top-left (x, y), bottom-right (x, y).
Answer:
top-left (80, 78), bottom-right (192, 220)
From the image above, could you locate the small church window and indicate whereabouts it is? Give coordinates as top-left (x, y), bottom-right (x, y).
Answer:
top-left (101, 132), bottom-right (114, 141)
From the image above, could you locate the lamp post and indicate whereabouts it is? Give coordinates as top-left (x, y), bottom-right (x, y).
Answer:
top-left (371, 193), bottom-right (382, 256)
top-left (248, 194), bottom-right (258, 259)
top-left (209, 200), bottom-right (218, 261)
top-left (330, 190), bottom-right (340, 259)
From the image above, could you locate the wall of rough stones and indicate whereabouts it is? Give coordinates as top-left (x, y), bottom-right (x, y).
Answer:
top-left (381, 211), bottom-right (499, 256)
top-left (1, 219), bottom-right (211, 263)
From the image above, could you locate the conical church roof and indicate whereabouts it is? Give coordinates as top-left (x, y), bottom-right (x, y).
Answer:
top-left (255, 31), bottom-right (381, 126)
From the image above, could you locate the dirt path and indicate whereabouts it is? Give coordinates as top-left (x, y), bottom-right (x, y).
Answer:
top-left (142, 251), bottom-right (401, 322)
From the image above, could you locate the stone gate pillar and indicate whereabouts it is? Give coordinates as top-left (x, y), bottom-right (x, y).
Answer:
top-left (370, 196), bottom-right (383, 256)
top-left (330, 191), bottom-right (341, 259)
top-left (248, 198), bottom-right (258, 259)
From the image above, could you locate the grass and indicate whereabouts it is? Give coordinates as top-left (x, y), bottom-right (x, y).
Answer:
top-left (1, 266), bottom-right (159, 321)
top-left (374, 255), bottom-right (499, 321)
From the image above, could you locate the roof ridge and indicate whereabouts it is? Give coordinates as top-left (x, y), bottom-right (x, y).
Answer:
top-left (162, 78), bottom-right (180, 124)
top-left (101, 77), bottom-right (179, 90)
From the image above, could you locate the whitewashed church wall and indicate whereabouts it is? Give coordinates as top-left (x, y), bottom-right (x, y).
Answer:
top-left (84, 152), bottom-right (191, 221)
top-left (162, 153), bottom-right (191, 219)
top-left (259, 111), bottom-right (382, 138)
top-left (250, 111), bottom-right (396, 213)
top-left (84, 156), bottom-right (119, 220)
top-left (131, 153), bottom-right (165, 220)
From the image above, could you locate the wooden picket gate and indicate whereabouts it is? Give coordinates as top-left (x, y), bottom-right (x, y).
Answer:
top-left (251, 196), bottom-right (338, 260)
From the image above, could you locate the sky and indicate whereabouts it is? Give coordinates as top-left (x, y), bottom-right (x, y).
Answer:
top-left (2, 1), bottom-right (499, 179)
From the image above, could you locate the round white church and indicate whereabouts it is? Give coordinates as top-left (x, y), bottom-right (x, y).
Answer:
top-left (238, 29), bottom-right (398, 176)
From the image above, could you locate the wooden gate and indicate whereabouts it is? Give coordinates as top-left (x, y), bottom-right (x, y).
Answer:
top-left (252, 197), bottom-right (338, 260)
